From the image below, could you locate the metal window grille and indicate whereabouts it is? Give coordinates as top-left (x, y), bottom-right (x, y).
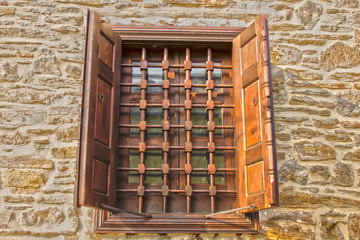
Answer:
top-left (118, 46), bottom-right (236, 214)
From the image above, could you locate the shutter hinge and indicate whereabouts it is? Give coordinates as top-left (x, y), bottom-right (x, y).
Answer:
top-left (100, 203), bottom-right (152, 219)
top-left (204, 204), bottom-right (256, 219)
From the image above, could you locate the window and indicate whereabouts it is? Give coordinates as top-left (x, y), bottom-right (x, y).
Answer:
top-left (76, 10), bottom-right (278, 233)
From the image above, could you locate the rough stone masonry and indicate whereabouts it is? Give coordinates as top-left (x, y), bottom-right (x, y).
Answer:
top-left (0, 0), bottom-right (360, 239)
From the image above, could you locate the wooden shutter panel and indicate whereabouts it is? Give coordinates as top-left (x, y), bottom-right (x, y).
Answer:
top-left (233, 15), bottom-right (278, 212)
top-left (77, 10), bottom-right (121, 208)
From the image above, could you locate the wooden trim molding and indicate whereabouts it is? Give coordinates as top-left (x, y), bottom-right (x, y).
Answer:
top-left (94, 209), bottom-right (259, 233)
top-left (111, 25), bottom-right (245, 42)
top-left (93, 24), bottom-right (259, 234)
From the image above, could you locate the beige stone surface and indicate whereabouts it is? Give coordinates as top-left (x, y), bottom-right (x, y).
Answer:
top-left (0, 0), bottom-right (359, 239)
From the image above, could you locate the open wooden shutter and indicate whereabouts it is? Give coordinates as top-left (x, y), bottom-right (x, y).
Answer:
top-left (233, 15), bottom-right (278, 212)
top-left (77, 10), bottom-right (121, 208)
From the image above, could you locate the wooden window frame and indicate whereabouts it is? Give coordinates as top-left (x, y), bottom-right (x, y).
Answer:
top-left (77, 11), bottom-right (278, 234)
top-left (93, 25), bottom-right (260, 234)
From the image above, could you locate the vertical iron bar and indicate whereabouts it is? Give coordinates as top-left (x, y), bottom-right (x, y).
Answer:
top-left (138, 47), bottom-right (147, 213)
top-left (162, 47), bottom-right (169, 212)
top-left (185, 48), bottom-right (192, 213)
top-left (207, 48), bottom-right (216, 213)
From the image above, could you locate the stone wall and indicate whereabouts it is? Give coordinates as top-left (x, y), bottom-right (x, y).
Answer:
top-left (0, 0), bottom-right (359, 239)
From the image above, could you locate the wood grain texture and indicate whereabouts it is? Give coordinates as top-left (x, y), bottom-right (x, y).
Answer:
top-left (95, 77), bottom-right (111, 146)
top-left (244, 80), bottom-right (261, 148)
top-left (99, 34), bottom-right (114, 68)
top-left (77, 10), bottom-right (122, 209)
top-left (233, 15), bottom-right (278, 212)
top-left (94, 210), bottom-right (259, 233)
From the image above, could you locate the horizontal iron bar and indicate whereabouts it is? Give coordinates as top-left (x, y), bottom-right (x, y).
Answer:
top-left (118, 124), bottom-right (235, 129)
top-left (118, 145), bottom-right (236, 150)
top-left (117, 167), bottom-right (237, 172)
top-left (204, 204), bottom-right (256, 219)
top-left (100, 203), bottom-right (152, 218)
top-left (119, 83), bottom-right (234, 88)
top-left (117, 189), bottom-right (237, 194)
top-left (119, 103), bottom-right (234, 108)
top-left (121, 63), bottom-right (232, 69)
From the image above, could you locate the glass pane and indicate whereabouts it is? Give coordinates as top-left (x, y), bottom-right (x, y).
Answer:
top-left (191, 108), bottom-right (223, 137)
top-left (191, 63), bottom-right (222, 93)
top-left (146, 107), bottom-right (162, 136)
top-left (191, 150), bottom-right (207, 184)
top-left (214, 150), bottom-right (225, 184)
top-left (132, 63), bottom-right (163, 93)
top-left (207, 68), bottom-right (222, 93)
top-left (128, 150), bottom-right (163, 184)
top-left (131, 63), bottom-right (141, 93)
top-left (129, 107), bottom-right (163, 136)
top-left (191, 65), bottom-right (206, 93)
top-left (130, 107), bottom-right (140, 136)
top-left (191, 150), bottom-right (225, 184)
top-left (148, 67), bottom-right (163, 93)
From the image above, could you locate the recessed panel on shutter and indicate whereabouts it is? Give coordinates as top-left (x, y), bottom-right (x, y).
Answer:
top-left (77, 10), bottom-right (121, 208)
top-left (233, 15), bottom-right (278, 212)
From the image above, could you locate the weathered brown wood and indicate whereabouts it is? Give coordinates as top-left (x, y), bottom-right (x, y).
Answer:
top-left (94, 210), bottom-right (259, 233)
top-left (233, 15), bottom-right (278, 212)
top-left (77, 10), bottom-right (121, 209)
top-left (111, 25), bottom-right (245, 42)
top-left (76, 13), bottom-right (280, 233)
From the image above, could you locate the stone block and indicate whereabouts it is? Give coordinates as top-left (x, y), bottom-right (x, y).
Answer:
top-left (269, 23), bottom-right (304, 31)
top-left (349, 214), bottom-right (360, 239)
top-left (56, 126), bottom-right (79, 142)
top-left (0, 62), bottom-right (18, 82)
top-left (65, 64), bottom-right (82, 79)
top-left (320, 218), bottom-right (345, 240)
top-left (295, 141), bottom-right (336, 161)
top-left (264, 211), bottom-right (316, 225)
top-left (344, 148), bottom-right (360, 161)
top-left (295, 1), bottom-right (323, 29)
top-left (0, 110), bottom-right (46, 129)
top-left (271, 66), bottom-right (287, 105)
top-left (325, 132), bottom-right (352, 142)
top-left (33, 48), bottom-right (61, 76)
top-left (270, 45), bottom-right (301, 65)
top-left (341, 121), bottom-right (360, 129)
top-left (3, 195), bottom-right (35, 203)
top-left (336, 0), bottom-right (358, 8)
top-left (0, 210), bottom-right (12, 227)
top-left (0, 7), bottom-right (15, 16)
top-left (280, 186), bottom-right (360, 208)
top-left (2, 169), bottom-right (48, 193)
top-left (320, 42), bottom-right (360, 72)
top-left (331, 162), bottom-right (354, 187)
top-left (313, 118), bottom-right (339, 129)
top-left (336, 91), bottom-right (360, 117)
top-left (54, 0), bottom-right (103, 7)
top-left (0, 131), bottom-right (30, 145)
top-left (0, 155), bottom-right (53, 169)
top-left (289, 96), bottom-right (317, 106)
top-left (292, 128), bottom-right (323, 140)
top-left (355, 29), bottom-right (360, 43)
top-left (51, 25), bottom-right (79, 33)
top-left (20, 207), bottom-right (65, 227)
top-left (291, 89), bottom-right (330, 97)
top-left (310, 165), bottom-right (330, 180)
top-left (36, 195), bottom-right (71, 204)
top-left (51, 146), bottom-right (77, 159)
top-left (330, 72), bottom-right (360, 82)
top-left (279, 160), bottom-right (308, 185)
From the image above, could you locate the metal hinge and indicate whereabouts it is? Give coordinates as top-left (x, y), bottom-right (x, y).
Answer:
top-left (204, 204), bottom-right (256, 219)
top-left (100, 204), bottom-right (152, 219)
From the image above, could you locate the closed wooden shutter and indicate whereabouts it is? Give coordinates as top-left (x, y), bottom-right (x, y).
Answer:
top-left (77, 10), bottom-right (121, 208)
top-left (233, 15), bottom-right (278, 211)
